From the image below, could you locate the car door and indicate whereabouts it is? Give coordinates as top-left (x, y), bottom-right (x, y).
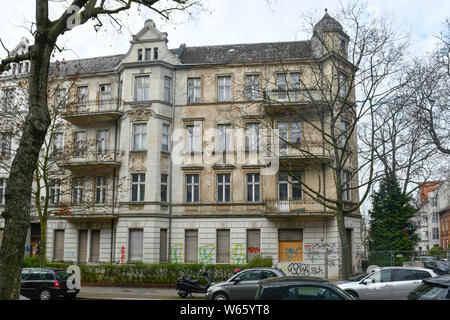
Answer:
top-left (20, 269), bottom-right (33, 297)
top-left (360, 269), bottom-right (393, 300)
top-left (229, 270), bottom-right (262, 299)
top-left (390, 269), bottom-right (422, 300)
top-left (26, 269), bottom-right (44, 297)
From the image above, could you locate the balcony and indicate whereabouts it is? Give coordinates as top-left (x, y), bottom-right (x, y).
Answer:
top-left (269, 146), bottom-right (334, 169)
top-left (264, 198), bottom-right (333, 217)
top-left (262, 89), bottom-right (327, 115)
top-left (58, 148), bottom-right (122, 172)
top-left (62, 100), bottom-right (123, 125)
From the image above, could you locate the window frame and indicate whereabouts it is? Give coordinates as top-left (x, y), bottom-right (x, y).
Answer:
top-left (131, 173), bottom-right (146, 202)
top-left (134, 75), bottom-right (150, 102)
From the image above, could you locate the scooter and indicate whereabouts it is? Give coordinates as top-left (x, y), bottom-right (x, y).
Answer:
top-left (176, 271), bottom-right (214, 298)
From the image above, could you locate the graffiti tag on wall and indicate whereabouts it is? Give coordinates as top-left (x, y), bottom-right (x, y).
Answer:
top-left (199, 244), bottom-right (215, 264)
top-left (171, 244), bottom-right (183, 263)
top-left (231, 244), bottom-right (246, 264)
top-left (287, 263), bottom-right (324, 276)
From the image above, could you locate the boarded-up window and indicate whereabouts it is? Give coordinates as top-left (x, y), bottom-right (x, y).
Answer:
top-left (216, 229), bottom-right (230, 263)
top-left (185, 230), bottom-right (198, 263)
top-left (160, 229), bottom-right (168, 262)
top-left (78, 230), bottom-right (88, 264)
top-left (53, 230), bottom-right (64, 261)
top-left (278, 229), bottom-right (303, 262)
top-left (129, 229), bottom-right (143, 262)
top-left (90, 230), bottom-right (100, 262)
top-left (247, 229), bottom-right (261, 262)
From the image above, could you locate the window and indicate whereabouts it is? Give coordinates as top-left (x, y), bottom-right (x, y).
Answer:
top-left (247, 229), bottom-right (261, 262)
top-left (72, 178), bottom-right (83, 205)
top-left (391, 269), bottom-right (420, 282)
top-left (186, 174), bottom-right (199, 203)
top-left (339, 72), bottom-right (348, 97)
top-left (49, 179), bottom-right (61, 205)
top-left (131, 173), bottom-right (145, 202)
top-left (278, 172), bottom-right (289, 201)
top-left (161, 174), bottom-right (168, 202)
top-left (432, 212), bottom-right (439, 223)
top-left (53, 230), bottom-right (65, 261)
top-left (160, 229), bottom-right (168, 262)
top-left (217, 173), bottom-right (231, 203)
top-left (129, 229), bottom-right (143, 262)
top-left (134, 75), bottom-right (150, 102)
top-left (292, 172), bottom-right (302, 200)
top-left (2, 88), bottom-right (14, 111)
top-left (278, 229), bottom-right (303, 262)
top-left (77, 86), bottom-right (88, 111)
top-left (432, 228), bottom-right (439, 240)
top-left (73, 131), bottom-right (86, 157)
top-left (245, 123), bottom-right (259, 152)
top-left (282, 286), bottom-right (342, 300)
top-left (278, 122), bottom-right (288, 154)
top-left (366, 269), bottom-right (392, 283)
top-left (290, 72), bottom-right (301, 100)
top-left (90, 230), bottom-right (100, 262)
top-left (99, 84), bottom-right (111, 110)
top-left (218, 76), bottom-right (231, 102)
top-left (216, 229), bottom-right (230, 263)
top-left (340, 120), bottom-right (350, 147)
top-left (278, 122), bottom-right (301, 153)
top-left (95, 177), bottom-right (107, 204)
top-left (137, 49), bottom-right (143, 61)
top-left (55, 88), bottom-right (66, 108)
top-left (247, 173), bottom-right (260, 202)
top-left (187, 78), bottom-right (201, 104)
top-left (0, 178), bottom-right (6, 205)
top-left (96, 130), bottom-right (108, 155)
top-left (217, 124), bottom-right (232, 153)
top-left (164, 76), bottom-right (172, 103)
top-left (291, 122), bottom-right (301, 148)
top-left (234, 270), bottom-right (263, 282)
top-left (342, 171), bottom-right (352, 201)
top-left (153, 47), bottom-right (159, 60)
top-left (51, 132), bottom-right (64, 157)
top-left (277, 73), bottom-right (287, 100)
top-left (162, 123), bottom-right (170, 152)
top-left (185, 229), bottom-right (198, 263)
top-left (246, 74), bottom-right (260, 100)
top-left (431, 196), bottom-right (439, 207)
top-left (132, 123), bottom-right (147, 151)
top-left (0, 133), bottom-right (12, 158)
top-left (145, 48), bottom-right (151, 61)
top-left (341, 39), bottom-right (346, 52)
top-left (186, 124), bottom-right (201, 153)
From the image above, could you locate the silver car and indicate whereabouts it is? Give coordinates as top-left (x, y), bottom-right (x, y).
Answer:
top-left (206, 268), bottom-right (286, 300)
top-left (337, 267), bottom-right (438, 300)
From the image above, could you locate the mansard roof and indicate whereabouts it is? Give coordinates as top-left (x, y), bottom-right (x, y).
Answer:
top-left (50, 54), bottom-right (125, 77)
top-left (172, 40), bottom-right (313, 65)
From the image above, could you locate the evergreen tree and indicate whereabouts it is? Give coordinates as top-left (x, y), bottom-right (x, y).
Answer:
top-left (369, 174), bottom-right (419, 252)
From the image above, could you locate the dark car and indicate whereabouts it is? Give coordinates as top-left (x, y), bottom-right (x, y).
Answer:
top-left (21, 268), bottom-right (80, 300)
top-left (424, 260), bottom-right (449, 276)
top-left (205, 268), bottom-right (286, 300)
top-left (255, 276), bottom-right (356, 300)
top-left (407, 276), bottom-right (450, 300)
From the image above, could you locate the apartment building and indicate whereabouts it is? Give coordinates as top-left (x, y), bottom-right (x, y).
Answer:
top-left (0, 13), bottom-right (362, 279)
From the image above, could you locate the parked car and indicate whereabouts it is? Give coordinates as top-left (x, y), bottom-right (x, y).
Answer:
top-left (255, 276), bottom-right (356, 300)
top-left (337, 266), bottom-right (438, 300)
top-left (424, 260), bottom-right (449, 275)
top-left (20, 268), bottom-right (80, 300)
top-left (418, 256), bottom-right (437, 263)
top-left (407, 275), bottom-right (450, 300)
top-left (205, 268), bottom-right (286, 300)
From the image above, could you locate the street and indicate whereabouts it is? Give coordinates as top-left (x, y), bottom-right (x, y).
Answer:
top-left (76, 286), bottom-right (205, 300)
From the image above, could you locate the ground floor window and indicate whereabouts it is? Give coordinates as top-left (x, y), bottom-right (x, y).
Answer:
top-left (129, 229), bottom-right (143, 262)
top-left (185, 229), bottom-right (198, 263)
top-left (216, 229), bottom-right (230, 263)
top-left (247, 229), bottom-right (261, 263)
top-left (278, 229), bottom-right (303, 262)
top-left (160, 229), bottom-right (168, 262)
top-left (53, 230), bottom-right (65, 261)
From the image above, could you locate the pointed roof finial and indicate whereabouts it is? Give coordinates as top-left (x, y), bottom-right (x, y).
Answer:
top-left (325, 8), bottom-right (328, 14)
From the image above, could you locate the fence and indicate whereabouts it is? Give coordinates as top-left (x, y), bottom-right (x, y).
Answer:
top-left (366, 250), bottom-right (450, 268)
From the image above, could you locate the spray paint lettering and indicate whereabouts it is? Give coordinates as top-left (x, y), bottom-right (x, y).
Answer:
top-left (171, 244), bottom-right (183, 263)
top-left (231, 244), bottom-right (246, 264)
top-left (287, 263), bottom-right (324, 276)
top-left (199, 244), bottom-right (215, 264)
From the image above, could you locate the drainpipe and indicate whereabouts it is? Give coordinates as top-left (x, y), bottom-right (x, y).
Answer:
top-left (167, 68), bottom-right (176, 262)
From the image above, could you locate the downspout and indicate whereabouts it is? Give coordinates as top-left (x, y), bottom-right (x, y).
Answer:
top-left (167, 68), bottom-right (176, 262)
top-left (110, 71), bottom-right (121, 263)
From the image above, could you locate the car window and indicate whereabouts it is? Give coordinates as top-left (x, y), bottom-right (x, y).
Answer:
top-left (366, 269), bottom-right (391, 283)
top-left (409, 283), bottom-right (449, 300)
top-left (21, 270), bottom-right (31, 280)
top-left (28, 270), bottom-right (42, 280)
top-left (261, 271), bottom-right (277, 279)
top-left (392, 269), bottom-right (417, 281)
top-left (414, 270), bottom-right (433, 280)
top-left (283, 286), bottom-right (343, 300)
top-left (236, 270), bottom-right (262, 282)
top-left (41, 271), bottom-right (55, 280)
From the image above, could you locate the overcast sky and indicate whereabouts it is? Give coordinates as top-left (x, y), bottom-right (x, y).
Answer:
top-left (0, 0), bottom-right (448, 62)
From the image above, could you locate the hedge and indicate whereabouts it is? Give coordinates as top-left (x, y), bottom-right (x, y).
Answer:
top-left (22, 256), bottom-right (272, 284)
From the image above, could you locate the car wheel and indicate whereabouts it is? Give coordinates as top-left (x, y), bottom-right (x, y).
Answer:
top-left (346, 290), bottom-right (359, 299)
top-left (39, 289), bottom-right (52, 301)
top-left (213, 292), bottom-right (229, 300)
top-left (178, 290), bottom-right (188, 298)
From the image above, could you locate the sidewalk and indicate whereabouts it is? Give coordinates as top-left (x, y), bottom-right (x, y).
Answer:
top-left (77, 285), bottom-right (205, 300)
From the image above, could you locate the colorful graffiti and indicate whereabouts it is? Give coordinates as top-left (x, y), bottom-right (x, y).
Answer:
top-left (231, 244), bottom-right (246, 264)
top-left (171, 244), bottom-right (183, 263)
top-left (247, 246), bottom-right (261, 254)
top-left (199, 244), bottom-right (215, 264)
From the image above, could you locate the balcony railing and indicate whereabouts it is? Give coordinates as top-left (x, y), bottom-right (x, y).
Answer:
top-left (58, 148), bottom-right (122, 171)
top-left (62, 99), bottom-right (123, 124)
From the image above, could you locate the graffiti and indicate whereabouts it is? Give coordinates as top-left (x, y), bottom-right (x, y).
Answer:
top-left (247, 246), bottom-right (261, 254)
top-left (231, 244), bottom-right (246, 264)
top-left (284, 246), bottom-right (302, 261)
top-left (171, 244), bottom-right (183, 263)
top-left (199, 244), bottom-right (215, 264)
top-left (305, 247), bottom-right (322, 263)
top-left (120, 246), bottom-right (126, 265)
top-left (287, 263), bottom-right (324, 276)
top-left (303, 242), bottom-right (338, 256)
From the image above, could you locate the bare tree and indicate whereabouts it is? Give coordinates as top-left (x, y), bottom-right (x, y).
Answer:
top-left (0, 0), bottom-right (203, 300)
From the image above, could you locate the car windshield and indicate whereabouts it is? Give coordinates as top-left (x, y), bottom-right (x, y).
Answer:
top-left (436, 261), bottom-right (448, 269)
top-left (328, 283), bottom-right (358, 300)
top-left (350, 273), bottom-right (368, 282)
top-left (408, 282), bottom-right (449, 300)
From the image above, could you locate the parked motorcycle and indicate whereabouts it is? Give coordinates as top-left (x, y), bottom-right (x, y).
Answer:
top-left (176, 271), bottom-right (214, 298)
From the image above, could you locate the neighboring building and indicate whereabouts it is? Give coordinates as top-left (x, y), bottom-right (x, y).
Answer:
top-left (415, 180), bottom-right (450, 252)
top-left (0, 13), bottom-right (362, 280)
top-left (440, 206), bottom-right (450, 250)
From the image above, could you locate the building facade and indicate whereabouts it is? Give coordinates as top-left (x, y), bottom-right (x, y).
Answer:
top-left (1, 14), bottom-right (362, 280)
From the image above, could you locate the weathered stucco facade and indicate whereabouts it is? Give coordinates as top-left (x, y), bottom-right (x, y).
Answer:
top-left (1, 14), bottom-right (362, 280)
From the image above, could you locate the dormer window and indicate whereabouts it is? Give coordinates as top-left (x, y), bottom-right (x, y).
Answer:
top-left (145, 48), bottom-right (151, 61)
top-left (340, 39), bottom-right (346, 52)
top-left (138, 49), bottom-right (143, 61)
top-left (153, 48), bottom-right (159, 60)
